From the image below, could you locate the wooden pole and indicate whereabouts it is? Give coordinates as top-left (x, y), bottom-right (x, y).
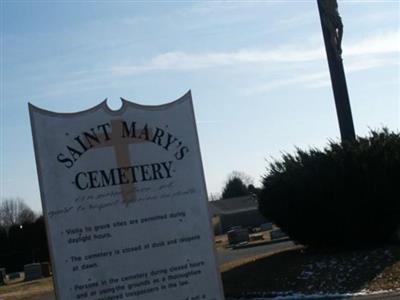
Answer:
top-left (317, 0), bottom-right (356, 142)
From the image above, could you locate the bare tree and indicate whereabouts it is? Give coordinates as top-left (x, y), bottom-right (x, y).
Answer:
top-left (0, 198), bottom-right (36, 227)
top-left (208, 193), bottom-right (220, 201)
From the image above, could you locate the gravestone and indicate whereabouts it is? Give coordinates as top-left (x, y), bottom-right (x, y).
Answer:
top-left (41, 262), bottom-right (52, 277)
top-left (250, 233), bottom-right (264, 241)
top-left (230, 226), bottom-right (242, 231)
top-left (29, 92), bottom-right (224, 300)
top-left (270, 228), bottom-right (288, 240)
top-left (0, 268), bottom-right (5, 285)
top-left (7, 272), bottom-right (21, 280)
top-left (227, 228), bottom-right (250, 245)
top-left (260, 222), bottom-right (273, 231)
top-left (24, 263), bottom-right (42, 281)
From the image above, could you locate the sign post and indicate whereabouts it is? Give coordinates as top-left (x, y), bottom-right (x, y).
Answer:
top-left (29, 91), bottom-right (224, 300)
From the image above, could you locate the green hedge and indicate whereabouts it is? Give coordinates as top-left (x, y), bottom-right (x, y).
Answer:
top-left (258, 128), bottom-right (400, 247)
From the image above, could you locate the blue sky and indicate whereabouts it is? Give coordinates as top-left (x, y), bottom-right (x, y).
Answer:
top-left (1, 0), bottom-right (399, 213)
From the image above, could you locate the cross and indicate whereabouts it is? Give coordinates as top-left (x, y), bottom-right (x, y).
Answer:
top-left (317, 0), bottom-right (356, 142)
top-left (93, 119), bottom-right (152, 204)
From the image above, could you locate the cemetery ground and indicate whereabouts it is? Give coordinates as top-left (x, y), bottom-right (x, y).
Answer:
top-left (0, 276), bottom-right (53, 300)
top-left (1, 240), bottom-right (399, 300)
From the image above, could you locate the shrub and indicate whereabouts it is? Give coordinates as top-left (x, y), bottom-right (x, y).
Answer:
top-left (258, 128), bottom-right (400, 247)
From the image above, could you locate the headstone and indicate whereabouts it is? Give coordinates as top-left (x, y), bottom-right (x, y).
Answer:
top-left (41, 262), bottom-right (52, 277)
top-left (250, 233), bottom-right (264, 241)
top-left (0, 268), bottom-right (5, 285)
top-left (7, 272), bottom-right (21, 280)
top-left (227, 228), bottom-right (250, 245)
top-left (230, 226), bottom-right (242, 231)
top-left (270, 228), bottom-right (288, 240)
top-left (29, 92), bottom-right (224, 300)
top-left (24, 263), bottom-right (42, 281)
top-left (260, 222), bottom-right (273, 231)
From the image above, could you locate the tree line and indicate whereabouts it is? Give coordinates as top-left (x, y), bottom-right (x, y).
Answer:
top-left (0, 198), bottom-right (49, 273)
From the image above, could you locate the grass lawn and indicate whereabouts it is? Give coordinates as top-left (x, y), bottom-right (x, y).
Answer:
top-left (222, 244), bottom-right (400, 298)
top-left (0, 277), bottom-right (54, 300)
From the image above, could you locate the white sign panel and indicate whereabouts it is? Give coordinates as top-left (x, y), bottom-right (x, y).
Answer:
top-left (29, 92), bottom-right (224, 300)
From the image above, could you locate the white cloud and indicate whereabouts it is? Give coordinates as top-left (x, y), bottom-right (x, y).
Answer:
top-left (346, 30), bottom-right (400, 56)
top-left (345, 56), bottom-right (399, 73)
top-left (242, 71), bottom-right (329, 95)
top-left (29, 29), bottom-right (399, 99)
top-left (243, 54), bottom-right (399, 95)
top-left (110, 30), bottom-right (399, 77)
top-left (111, 47), bottom-right (324, 76)
top-left (277, 11), bottom-right (315, 27)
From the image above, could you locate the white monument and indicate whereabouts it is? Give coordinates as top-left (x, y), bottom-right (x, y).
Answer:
top-left (29, 91), bottom-right (224, 300)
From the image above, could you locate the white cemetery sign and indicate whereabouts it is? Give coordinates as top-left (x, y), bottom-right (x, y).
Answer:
top-left (29, 92), bottom-right (224, 300)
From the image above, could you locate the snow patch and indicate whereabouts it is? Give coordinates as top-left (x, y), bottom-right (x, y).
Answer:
top-left (229, 288), bottom-right (400, 299)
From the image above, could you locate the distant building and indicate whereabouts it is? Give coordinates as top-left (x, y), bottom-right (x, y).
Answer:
top-left (209, 195), bottom-right (268, 235)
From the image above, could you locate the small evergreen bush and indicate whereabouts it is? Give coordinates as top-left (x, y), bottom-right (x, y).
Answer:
top-left (259, 128), bottom-right (400, 247)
